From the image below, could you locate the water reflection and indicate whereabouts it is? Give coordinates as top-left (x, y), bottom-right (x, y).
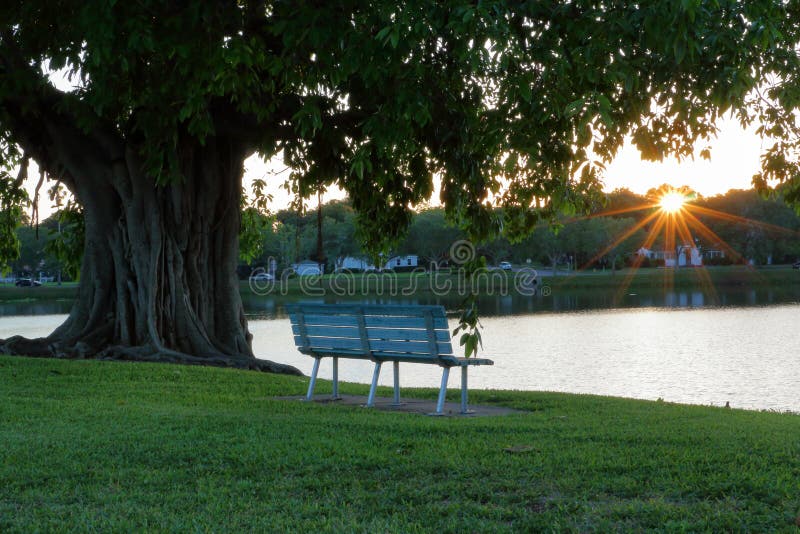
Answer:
top-left (2, 285), bottom-right (798, 319)
top-left (246, 303), bottom-right (800, 413)
top-left (0, 300), bottom-right (74, 317)
top-left (240, 285), bottom-right (800, 319)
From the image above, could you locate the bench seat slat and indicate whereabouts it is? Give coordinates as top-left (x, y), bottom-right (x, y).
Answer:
top-left (292, 313), bottom-right (448, 330)
top-left (366, 326), bottom-right (450, 342)
top-left (289, 304), bottom-right (446, 316)
top-left (291, 324), bottom-right (450, 342)
top-left (370, 352), bottom-right (451, 364)
top-left (292, 324), bottom-right (360, 339)
top-left (294, 335), bottom-right (362, 351)
top-left (295, 314), bottom-right (359, 327)
top-left (370, 352), bottom-right (493, 366)
top-left (294, 335), bottom-right (452, 355)
top-left (298, 347), bottom-right (371, 358)
top-left (365, 315), bottom-right (448, 329)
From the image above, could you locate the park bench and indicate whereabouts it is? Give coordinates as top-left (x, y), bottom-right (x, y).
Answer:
top-left (286, 303), bottom-right (493, 414)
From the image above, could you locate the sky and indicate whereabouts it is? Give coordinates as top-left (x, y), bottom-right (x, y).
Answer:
top-left (247, 115), bottom-right (766, 211)
top-left (22, 115), bottom-right (765, 220)
top-left (602, 116), bottom-right (764, 198)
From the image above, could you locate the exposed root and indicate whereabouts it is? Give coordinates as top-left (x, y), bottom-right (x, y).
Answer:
top-left (0, 336), bottom-right (53, 358)
top-left (0, 336), bottom-right (303, 376)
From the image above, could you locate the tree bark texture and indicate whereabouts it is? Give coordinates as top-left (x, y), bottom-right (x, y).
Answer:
top-left (0, 98), bottom-right (300, 374)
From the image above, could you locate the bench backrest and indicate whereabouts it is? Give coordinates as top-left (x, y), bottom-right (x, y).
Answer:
top-left (286, 304), bottom-right (454, 362)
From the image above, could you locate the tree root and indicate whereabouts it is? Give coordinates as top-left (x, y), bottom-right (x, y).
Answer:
top-left (0, 336), bottom-right (303, 376)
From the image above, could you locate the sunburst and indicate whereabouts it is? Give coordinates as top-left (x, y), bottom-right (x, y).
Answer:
top-left (659, 191), bottom-right (687, 213)
top-left (561, 185), bottom-right (800, 305)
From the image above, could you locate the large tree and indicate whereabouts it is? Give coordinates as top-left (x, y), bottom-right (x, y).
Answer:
top-left (0, 1), bottom-right (794, 368)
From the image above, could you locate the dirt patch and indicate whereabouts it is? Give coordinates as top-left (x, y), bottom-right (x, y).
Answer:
top-left (277, 394), bottom-right (526, 417)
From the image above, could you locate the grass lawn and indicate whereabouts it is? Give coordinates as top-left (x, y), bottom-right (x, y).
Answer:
top-left (545, 265), bottom-right (800, 291)
top-left (0, 283), bottom-right (79, 301)
top-left (1, 356), bottom-right (799, 531)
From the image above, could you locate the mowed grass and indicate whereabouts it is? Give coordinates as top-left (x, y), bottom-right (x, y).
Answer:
top-left (1, 356), bottom-right (799, 532)
top-left (546, 265), bottom-right (800, 291)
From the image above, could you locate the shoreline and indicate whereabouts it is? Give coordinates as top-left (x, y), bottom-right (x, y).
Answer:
top-left (2, 265), bottom-right (799, 301)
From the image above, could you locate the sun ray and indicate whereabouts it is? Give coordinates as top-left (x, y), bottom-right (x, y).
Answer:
top-left (613, 212), bottom-right (669, 301)
top-left (686, 204), bottom-right (800, 237)
top-left (564, 202), bottom-right (659, 224)
top-left (585, 203), bottom-right (660, 219)
top-left (663, 213), bottom-right (676, 293)
top-left (674, 213), bottom-right (719, 304)
top-left (681, 209), bottom-right (750, 267)
top-left (577, 210), bottom-right (662, 272)
top-left (544, 185), bottom-right (787, 307)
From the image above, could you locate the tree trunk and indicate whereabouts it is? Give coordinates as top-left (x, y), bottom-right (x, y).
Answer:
top-left (314, 187), bottom-right (325, 268)
top-left (1, 135), bottom-right (301, 375)
top-left (548, 254), bottom-right (558, 276)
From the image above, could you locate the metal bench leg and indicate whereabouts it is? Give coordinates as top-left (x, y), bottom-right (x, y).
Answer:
top-left (392, 361), bottom-right (401, 406)
top-left (366, 362), bottom-right (382, 407)
top-left (332, 357), bottom-right (340, 399)
top-left (306, 357), bottom-right (321, 401)
top-left (435, 366), bottom-right (450, 414)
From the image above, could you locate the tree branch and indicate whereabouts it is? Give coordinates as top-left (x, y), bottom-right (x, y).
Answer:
top-left (0, 32), bottom-right (125, 192)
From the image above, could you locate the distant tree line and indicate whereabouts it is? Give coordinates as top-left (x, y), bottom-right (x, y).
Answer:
top-left (243, 187), bottom-right (800, 275)
top-left (6, 207), bottom-right (83, 281)
top-left (8, 187), bottom-right (800, 280)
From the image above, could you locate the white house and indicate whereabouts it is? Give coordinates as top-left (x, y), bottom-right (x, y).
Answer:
top-left (335, 256), bottom-right (375, 272)
top-left (384, 254), bottom-right (418, 270)
top-left (638, 246), bottom-right (702, 267)
top-left (664, 245), bottom-right (702, 267)
top-left (679, 245), bottom-right (702, 267)
top-left (292, 260), bottom-right (324, 276)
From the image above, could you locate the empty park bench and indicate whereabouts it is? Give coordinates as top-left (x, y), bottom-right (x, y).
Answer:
top-left (286, 304), bottom-right (493, 414)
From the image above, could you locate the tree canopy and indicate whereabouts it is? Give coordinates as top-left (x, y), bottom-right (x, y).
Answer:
top-left (4, 2), bottom-right (796, 242)
top-left (1, 1), bottom-right (798, 367)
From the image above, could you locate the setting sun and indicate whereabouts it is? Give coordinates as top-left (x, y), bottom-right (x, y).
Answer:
top-left (659, 192), bottom-right (687, 213)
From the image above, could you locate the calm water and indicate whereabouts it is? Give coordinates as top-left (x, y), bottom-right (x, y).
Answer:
top-left (2, 287), bottom-right (798, 413)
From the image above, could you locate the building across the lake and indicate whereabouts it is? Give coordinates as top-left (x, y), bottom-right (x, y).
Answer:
top-left (384, 254), bottom-right (419, 270)
top-left (291, 260), bottom-right (324, 276)
top-left (703, 249), bottom-right (725, 260)
top-left (637, 246), bottom-right (703, 267)
top-left (335, 256), bottom-right (376, 272)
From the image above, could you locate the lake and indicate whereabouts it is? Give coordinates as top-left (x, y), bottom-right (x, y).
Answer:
top-left (2, 285), bottom-right (799, 413)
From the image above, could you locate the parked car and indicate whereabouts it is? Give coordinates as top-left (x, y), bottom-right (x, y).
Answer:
top-left (249, 272), bottom-right (274, 282)
top-left (793, 261), bottom-right (800, 270)
top-left (15, 278), bottom-right (41, 287)
top-left (499, 261), bottom-right (513, 271)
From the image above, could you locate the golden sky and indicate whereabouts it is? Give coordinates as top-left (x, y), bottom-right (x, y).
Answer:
top-left (602, 116), bottom-right (763, 198)
top-left (249, 115), bottom-right (766, 210)
top-left (23, 116), bottom-right (764, 220)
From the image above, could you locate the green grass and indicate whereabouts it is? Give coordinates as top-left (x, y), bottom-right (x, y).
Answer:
top-left (0, 283), bottom-right (79, 301)
top-left (1, 356), bottom-right (799, 531)
top-left (546, 265), bottom-right (800, 290)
